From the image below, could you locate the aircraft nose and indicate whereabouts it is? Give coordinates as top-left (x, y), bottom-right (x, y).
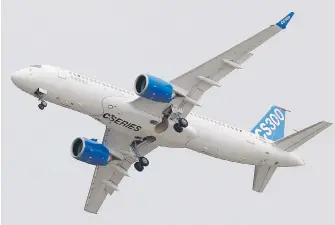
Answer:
top-left (11, 68), bottom-right (29, 87)
top-left (11, 71), bottom-right (21, 86)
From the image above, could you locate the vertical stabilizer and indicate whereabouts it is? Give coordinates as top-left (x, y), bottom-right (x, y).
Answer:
top-left (251, 105), bottom-right (288, 141)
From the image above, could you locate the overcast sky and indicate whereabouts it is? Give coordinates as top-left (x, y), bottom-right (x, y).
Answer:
top-left (2, 0), bottom-right (335, 225)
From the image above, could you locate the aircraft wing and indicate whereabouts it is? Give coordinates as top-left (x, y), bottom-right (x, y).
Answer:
top-left (131, 12), bottom-right (294, 118)
top-left (84, 127), bottom-right (158, 214)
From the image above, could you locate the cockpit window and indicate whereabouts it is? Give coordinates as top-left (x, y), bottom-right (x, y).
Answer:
top-left (30, 65), bottom-right (42, 68)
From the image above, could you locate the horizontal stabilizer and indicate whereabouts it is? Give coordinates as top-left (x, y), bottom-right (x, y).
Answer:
top-left (253, 165), bottom-right (277, 192)
top-left (273, 121), bottom-right (332, 152)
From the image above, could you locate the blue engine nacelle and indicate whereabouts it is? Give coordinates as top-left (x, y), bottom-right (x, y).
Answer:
top-left (71, 137), bottom-right (111, 166)
top-left (134, 74), bottom-right (174, 103)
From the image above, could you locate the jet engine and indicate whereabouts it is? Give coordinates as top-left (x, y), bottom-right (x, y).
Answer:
top-left (71, 137), bottom-right (111, 166)
top-left (134, 74), bottom-right (175, 103)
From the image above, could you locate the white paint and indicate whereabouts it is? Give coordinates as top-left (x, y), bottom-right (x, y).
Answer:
top-left (11, 65), bottom-right (304, 167)
top-left (11, 60), bottom-right (333, 215)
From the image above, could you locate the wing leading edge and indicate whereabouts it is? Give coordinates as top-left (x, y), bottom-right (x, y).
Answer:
top-left (131, 12), bottom-right (295, 118)
top-left (170, 12), bottom-right (295, 117)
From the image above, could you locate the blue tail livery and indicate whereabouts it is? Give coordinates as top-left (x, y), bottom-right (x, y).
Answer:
top-left (251, 106), bottom-right (288, 141)
top-left (276, 12), bottom-right (295, 29)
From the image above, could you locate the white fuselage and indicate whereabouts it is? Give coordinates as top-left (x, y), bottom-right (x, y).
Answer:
top-left (11, 65), bottom-right (304, 167)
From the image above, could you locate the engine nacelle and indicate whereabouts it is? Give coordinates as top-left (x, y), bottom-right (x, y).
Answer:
top-left (71, 137), bottom-right (111, 166)
top-left (134, 74), bottom-right (174, 103)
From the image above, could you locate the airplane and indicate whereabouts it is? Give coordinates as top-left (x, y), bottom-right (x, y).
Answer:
top-left (11, 12), bottom-right (332, 214)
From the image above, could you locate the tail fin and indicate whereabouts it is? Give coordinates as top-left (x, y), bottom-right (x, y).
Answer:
top-left (273, 121), bottom-right (332, 152)
top-left (251, 105), bottom-right (288, 141)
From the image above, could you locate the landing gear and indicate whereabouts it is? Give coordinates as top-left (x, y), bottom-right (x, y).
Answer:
top-left (173, 123), bottom-right (183, 133)
top-left (38, 104), bottom-right (44, 110)
top-left (38, 100), bottom-right (47, 110)
top-left (134, 158), bottom-right (149, 172)
top-left (173, 118), bottom-right (188, 133)
top-left (131, 137), bottom-right (155, 172)
top-left (160, 105), bottom-right (189, 133)
top-left (178, 118), bottom-right (188, 128)
top-left (34, 88), bottom-right (48, 110)
top-left (139, 156), bottom-right (149, 166)
top-left (134, 162), bottom-right (144, 172)
top-left (133, 156), bottom-right (149, 172)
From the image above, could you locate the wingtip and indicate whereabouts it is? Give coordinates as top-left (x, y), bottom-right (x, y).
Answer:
top-left (273, 105), bottom-right (291, 112)
top-left (322, 121), bottom-right (333, 126)
top-left (276, 12), bottom-right (295, 29)
top-left (84, 208), bottom-right (98, 214)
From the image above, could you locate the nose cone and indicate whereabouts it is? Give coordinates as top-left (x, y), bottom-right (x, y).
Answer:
top-left (11, 71), bottom-right (21, 86)
top-left (11, 68), bottom-right (29, 88)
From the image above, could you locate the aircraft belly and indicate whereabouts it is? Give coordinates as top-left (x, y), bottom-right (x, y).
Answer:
top-left (155, 123), bottom-right (199, 147)
top-left (97, 98), bottom-right (282, 166)
top-left (98, 97), bottom-right (198, 147)
top-left (185, 124), bottom-right (262, 165)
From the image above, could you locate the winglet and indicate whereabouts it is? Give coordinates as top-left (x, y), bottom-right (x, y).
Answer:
top-left (276, 12), bottom-right (295, 29)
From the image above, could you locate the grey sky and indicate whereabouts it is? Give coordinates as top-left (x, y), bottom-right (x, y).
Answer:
top-left (2, 0), bottom-right (335, 225)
